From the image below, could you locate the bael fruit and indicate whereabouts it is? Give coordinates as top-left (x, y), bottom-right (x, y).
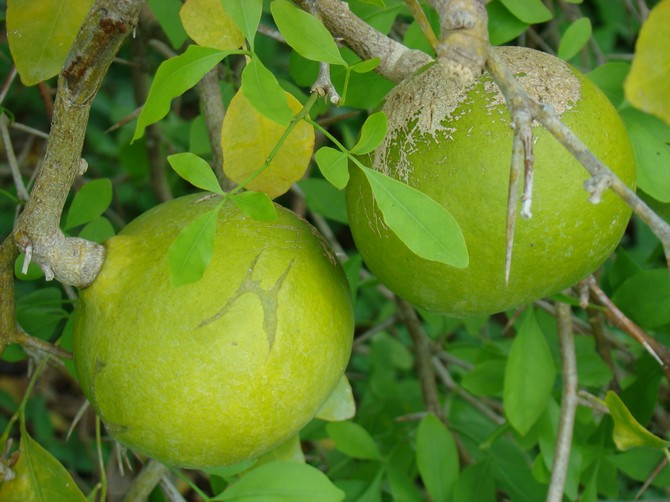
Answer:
top-left (346, 46), bottom-right (636, 317)
top-left (73, 194), bottom-right (353, 469)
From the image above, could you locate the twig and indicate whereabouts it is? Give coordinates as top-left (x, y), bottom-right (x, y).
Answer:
top-left (588, 277), bottom-right (670, 382)
top-left (13, 0), bottom-right (146, 287)
top-left (404, 0), bottom-right (439, 53)
top-left (8, 121), bottom-right (50, 140)
top-left (0, 114), bottom-right (30, 201)
top-left (297, 0), bottom-right (432, 83)
top-left (394, 298), bottom-right (443, 420)
top-left (546, 301), bottom-right (578, 502)
top-left (312, 63), bottom-right (341, 105)
top-left (122, 459), bottom-right (170, 502)
top-left (0, 236), bottom-right (20, 357)
top-left (0, 67), bottom-right (18, 105)
top-left (15, 330), bottom-right (73, 360)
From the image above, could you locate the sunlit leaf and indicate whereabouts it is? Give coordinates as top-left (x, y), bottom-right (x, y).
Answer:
top-left (0, 420), bottom-right (87, 501)
top-left (625, 0), bottom-right (670, 125)
top-left (351, 111), bottom-right (387, 155)
top-left (242, 57), bottom-right (293, 126)
top-left (270, 0), bottom-right (347, 65)
top-left (6, 0), bottom-right (94, 86)
top-left (359, 165), bottom-right (469, 268)
top-left (133, 45), bottom-right (237, 141)
top-left (417, 413), bottom-right (460, 502)
top-left (606, 391), bottom-right (670, 451)
top-left (503, 309), bottom-right (556, 435)
top-left (230, 191), bottom-right (277, 221)
top-left (221, 0), bottom-right (262, 51)
top-left (168, 206), bottom-right (220, 286)
top-left (326, 421), bottom-right (382, 460)
top-left (558, 17), bottom-right (592, 61)
top-left (64, 179), bottom-right (113, 230)
top-left (180, 0), bottom-right (244, 50)
top-left (351, 58), bottom-right (381, 73)
top-left (315, 375), bottom-right (356, 421)
top-left (168, 152), bottom-right (224, 194)
top-left (315, 147), bottom-right (350, 189)
top-left (221, 89), bottom-right (315, 199)
top-left (215, 461), bottom-right (344, 501)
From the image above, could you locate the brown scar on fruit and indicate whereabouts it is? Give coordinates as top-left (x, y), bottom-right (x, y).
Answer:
top-left (198, 251), bottom-right (293, 352)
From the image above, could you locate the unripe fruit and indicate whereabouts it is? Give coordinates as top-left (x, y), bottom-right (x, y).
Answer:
top-left (73, 194), bottom-right (353, 468)
top-left (346, 46), bottom-right (635, 317)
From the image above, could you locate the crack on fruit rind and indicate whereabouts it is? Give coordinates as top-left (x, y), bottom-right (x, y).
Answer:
top-left (198, 250), bottom-right (293, 353)
top-left (373, 47), bottom-right (581, 184)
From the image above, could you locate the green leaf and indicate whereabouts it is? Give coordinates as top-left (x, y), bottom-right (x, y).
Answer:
top-left (487, 0), bottom-right (528, 46)
top-left (359, 165), bottom-right (469, 268)
top-left (624, 0), bottom-right (670, 125)
top-left (326, 421), bottom-right (383, 460)
top-left (168, 206), bottom-right (220, 287)
top-left (588, 62), bottom-right (630, 107)
top-left (6, 0), bottom-right (94, 86)
top-left (230, 191), bottom-right (278, 221)
top-left (79, 216), bottom-right (115, 244)
top-left (168, 152), bottom-right (224, 194)
top-left (64, 179), bottom-right (113, 230)
top-left (620, 108), bottom-right (670, 203)
top-left (351, 112), bottom-right (388, 155)
top-left (462, 359), bottom-right (506, 397)
top-left (351, 58), bottom-right (381, 73)
top-left (417, 413), bottom-right (460, 502)
top-left (611, 268), bottom-right (670, 329)
top-left (499, 0), bottom-right (552, 23)
top-left (315, 375), bottom-right (356, 421)
top-left (221, 0), bottom-right (263, 51)
top-left (315, 147), bottom-right (350, 189)
top-left (15, 254), bottom-right (44, 281)
top-left (0, 420), bottom-right (87, 501)
top-left (270, 0), bottom-right (347, 66)
top-left (148, 0), bottom-right (188, 49)
top-left (215, 461), bottom-right (345, 501)
top-left (503, 309), bottom-right (556, 435)
top-left (133, 45), bottom-right (236, 141)
top-left (453, 460), bottom-right (496, 502)
top-left (605, 391), bottom-right (670, 451)
top-left (558, 17), bottom-right (592, 61)
top-left (241, 57), bottom-right (293, 126)
top-left (297, 178), bottom-right (348, 223)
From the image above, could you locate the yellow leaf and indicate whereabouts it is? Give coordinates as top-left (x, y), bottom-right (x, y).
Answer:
top-left (7, 0), bottom-right (95, 86)
top-left (221, 90), bottom-right (315, 199)
top-left (179, 0), bottom-right (244, 50)
top-left (624, 0), bottom-right (670, 125)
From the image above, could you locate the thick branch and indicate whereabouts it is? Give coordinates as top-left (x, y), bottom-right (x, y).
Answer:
top-left (0, 236), bottom-right (20, 357)
top-left (297, 0), bottom-right (432, 83)
top-left (13, 0), bottom-right (146, 287)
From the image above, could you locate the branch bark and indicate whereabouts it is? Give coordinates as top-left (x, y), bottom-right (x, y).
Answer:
top-left (13, 0), bottom-right (147, 288)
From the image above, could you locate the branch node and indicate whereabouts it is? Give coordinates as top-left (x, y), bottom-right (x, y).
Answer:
top-left (584, 173), bottom-right (612, 204)
top-left (78, 158), bottom-right (88, 175)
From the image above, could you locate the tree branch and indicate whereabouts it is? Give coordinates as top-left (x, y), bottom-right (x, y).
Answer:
top-left (13, 0), bottom-right (147, 288)
top-left (0, 236), bottom-right (19, 357)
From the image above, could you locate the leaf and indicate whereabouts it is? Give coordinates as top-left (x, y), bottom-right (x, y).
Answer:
top-left (605, 391), bottom-right (670, 451)
top-left (297, 178), bottom-right (348, 224)
top-left (168, 152), bottom-right (224, 194)
top-left (315, 147), bottom-right (350, 189)
top-left (215, 461), bottom-right (344, 501)
top-left (453, 460), bottom-right (496, 502)
top-left (64, 178), bottom-right (113, 230)
top-left (351, 112), bottom-right (388, 155)
top-left (133, 45), bottom-right (235, 141)
top-left (168, 206), bottom-right (220, 287)
top-left (624, 0), bottom-right (670, 125)
top-left (461, 359), bottom-right (506, 397)
top-left (180, 0), bottom-right (244, 50)
top-left (315, 375), bottom-right (356, 421)
top-left (241, 58), bottom-right (293, 126)
top-left (487, 1), bottom-right (528, 46)
top-left (359, 165), bottom-right (469, 268)
top-left (270, 0), bottom-right (347, 66)
top-left (326, 421), bottom-right (383, 460)
top-left (230, 191), bottom-right (277, 221)
top-left (79, 216), bottom-right (116, 244)
top-left (0, 420), bottom-right (87, 501)
top-left (221, 89), bottom-right (315, 199)
top-left (221, 0), bottom-right (263, 51)
top-left (416, 413), bottom-right (460, 502)
top-left (6, 0), bottom-right (94, 86)
top-left (499, 0), bottom-right (553, 24)
top-left (253, 434), bottom-right (305, 466)
top-left (620, 108), bottom-right (670, 203)
top-left (558, 17), bottom-right (592, 61)
top-left (611, 268), bottom-right (670, 329)
top-left (148, 0), bottom-right (188, 49)
top-left (588, 62), bottom-right (630, 107)
top-left (503, 309), bottom-right (556, 436)
top-left (351, 58), bottom-right (381, 73)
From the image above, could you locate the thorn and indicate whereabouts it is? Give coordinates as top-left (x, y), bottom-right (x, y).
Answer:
top-left (22, 244), bottom-right (32, 274)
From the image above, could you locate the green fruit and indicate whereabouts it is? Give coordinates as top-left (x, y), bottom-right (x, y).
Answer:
top-left (73, 194), bottom-right (353, 469)
top-left (346, 46), bottom-right (636, 317)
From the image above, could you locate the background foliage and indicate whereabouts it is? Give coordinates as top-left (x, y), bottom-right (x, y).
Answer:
top-left (1, 0), bottom-right (670, 501)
